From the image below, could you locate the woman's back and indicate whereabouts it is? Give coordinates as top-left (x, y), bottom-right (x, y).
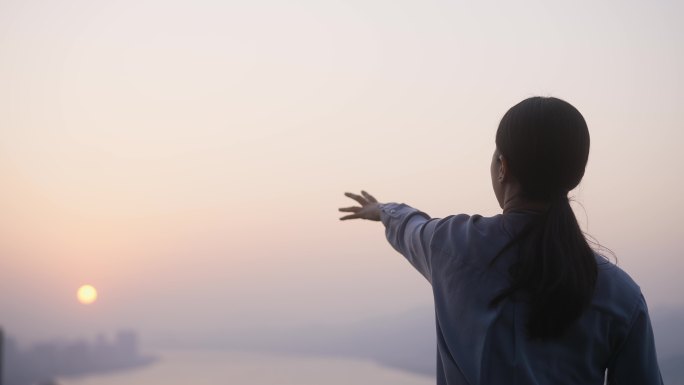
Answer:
top-left (378, 206), bottom-right (661, 384)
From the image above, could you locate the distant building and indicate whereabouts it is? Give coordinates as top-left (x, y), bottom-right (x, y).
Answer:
top-left (2, 330), bottom-right (156, 385)
top-left (1, 327), bottom-right (4, 385)
top-left (115, 330), bottom-right (138, 356)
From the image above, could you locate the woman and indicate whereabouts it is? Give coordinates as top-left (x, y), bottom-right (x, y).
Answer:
top-left (339, 97), bottom-right (662, 384)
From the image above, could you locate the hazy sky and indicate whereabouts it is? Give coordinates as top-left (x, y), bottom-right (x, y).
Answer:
top-left (1, 0), bottom-right (682, 343)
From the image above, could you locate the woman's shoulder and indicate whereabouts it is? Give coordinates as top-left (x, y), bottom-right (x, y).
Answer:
top-left (591, 254), bottom-right (645, 321)
top-left (432, 211), bottom-right (535, 240)
top-left (429, 213), bottom-right (514, 259)
top-left (432, 212), bottom-right (501, 237)
top-left (594, 254), bottom-right (641, 294)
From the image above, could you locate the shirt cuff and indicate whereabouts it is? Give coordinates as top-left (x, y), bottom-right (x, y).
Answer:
top-left (379, 202), bottom-right (419, 226)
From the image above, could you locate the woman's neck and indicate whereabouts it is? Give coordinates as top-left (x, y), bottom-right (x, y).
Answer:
top-left (502, 193), bottom-right (550, 214)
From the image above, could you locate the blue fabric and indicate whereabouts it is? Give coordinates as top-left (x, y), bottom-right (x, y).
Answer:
top-left (379, 203), bottom-right (663, 385)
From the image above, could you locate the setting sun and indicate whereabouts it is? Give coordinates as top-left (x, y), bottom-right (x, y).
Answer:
top-left (77, 284), bottom-right (98, 305)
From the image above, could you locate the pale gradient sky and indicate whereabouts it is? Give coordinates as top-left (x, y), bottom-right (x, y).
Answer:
top-left (0, 0), bottom-right (682, 343)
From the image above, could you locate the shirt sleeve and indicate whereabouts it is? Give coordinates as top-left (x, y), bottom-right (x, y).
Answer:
top-left (379, 202), bottom-right (440, 283)
top-left (606, 294), bottom-right (664, 385)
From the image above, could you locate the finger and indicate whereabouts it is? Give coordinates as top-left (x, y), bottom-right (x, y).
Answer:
top-left (361, 190), bottom-right (377, 203)
top-left (338, 206), bottom-right (361, 213)
top-left (344, 192), bottom-right (368, 206)
top-left (339, 213), bottom-right (360, 220)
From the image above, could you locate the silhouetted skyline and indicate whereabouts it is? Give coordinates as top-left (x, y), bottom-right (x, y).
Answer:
top-left (3, 330), bottom-right (155, 385)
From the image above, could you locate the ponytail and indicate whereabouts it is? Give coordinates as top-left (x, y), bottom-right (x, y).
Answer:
top-left (526, 194), bottom-right (596, 339)
top-left (493, 194), bottom-right (597, 340)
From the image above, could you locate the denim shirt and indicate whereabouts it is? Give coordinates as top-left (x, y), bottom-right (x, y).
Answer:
top-left (379, 203), bottom-right (663, 385)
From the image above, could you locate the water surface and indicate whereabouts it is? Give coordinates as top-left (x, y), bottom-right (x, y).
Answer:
top-left (60, 349), bottom-right (435, 385)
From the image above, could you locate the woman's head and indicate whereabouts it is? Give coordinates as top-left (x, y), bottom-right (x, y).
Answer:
top-left (493, 97), bottom-right (590, 204)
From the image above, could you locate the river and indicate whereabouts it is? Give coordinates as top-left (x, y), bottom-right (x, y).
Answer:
top-left (59, 349), bottom-right (435, 385)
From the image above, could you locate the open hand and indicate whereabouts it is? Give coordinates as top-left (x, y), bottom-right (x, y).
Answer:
top-left (339, 191), bottom-right (382, 221)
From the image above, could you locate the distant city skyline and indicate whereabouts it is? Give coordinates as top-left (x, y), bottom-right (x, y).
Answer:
top-left (3, 329), bottom-right (155, 385)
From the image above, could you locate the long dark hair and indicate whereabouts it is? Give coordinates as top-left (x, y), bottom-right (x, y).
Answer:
top-left (492, 97), bottom-right (597, 340)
